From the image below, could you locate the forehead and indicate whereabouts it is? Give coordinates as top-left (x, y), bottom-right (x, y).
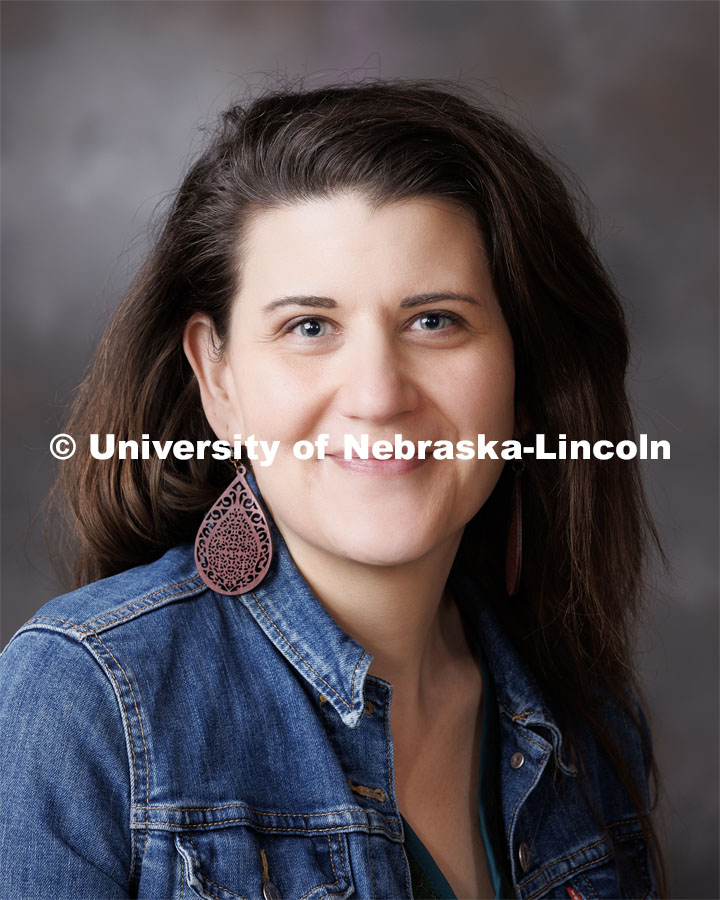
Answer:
top-left (237, 192), bottom-right (491, 300)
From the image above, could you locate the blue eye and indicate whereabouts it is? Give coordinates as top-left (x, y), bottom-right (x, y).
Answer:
top-left (290, 318), bottom-right (328, 338)
top-left (285, 312), bottom-right (458, 339)
top-left (410, 312), bottom-right (457, 331)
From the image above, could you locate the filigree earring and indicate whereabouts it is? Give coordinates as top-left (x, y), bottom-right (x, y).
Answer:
top-left (194, 460), bottom-right (273, 595)
top-left (505, 460), bottom-right (524, 597)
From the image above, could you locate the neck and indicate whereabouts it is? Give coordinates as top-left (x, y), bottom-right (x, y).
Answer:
top-left (278, 526), bottom-right (474, 716)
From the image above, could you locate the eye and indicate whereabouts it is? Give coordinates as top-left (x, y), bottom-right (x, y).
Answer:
top-left (408, 312), bottom-right (459, 332)
top-left (287, 317), bottom-right (333, 338)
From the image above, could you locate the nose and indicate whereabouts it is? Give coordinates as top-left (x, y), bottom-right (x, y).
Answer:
top-left (334, 328), bottom-right (420, 424)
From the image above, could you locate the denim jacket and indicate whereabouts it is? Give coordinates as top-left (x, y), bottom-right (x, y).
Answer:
top-left (0, 510), bottom-right (658, 900)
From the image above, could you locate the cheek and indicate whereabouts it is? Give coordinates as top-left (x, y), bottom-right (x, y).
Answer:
top-left (444, 348), bottom-right (516, 437)
top-left (229, 354), bottom-right (323, 441)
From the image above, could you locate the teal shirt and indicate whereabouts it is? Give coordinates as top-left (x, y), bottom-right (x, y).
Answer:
top-left (400, 643), bottom-right (511, 899)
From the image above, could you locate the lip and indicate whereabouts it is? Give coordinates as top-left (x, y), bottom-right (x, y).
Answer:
top-left (326, 454), bottom-right (428, 476)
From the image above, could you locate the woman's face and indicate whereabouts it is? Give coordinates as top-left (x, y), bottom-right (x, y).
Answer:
top-left (188, 191), bottom-right (515, 568)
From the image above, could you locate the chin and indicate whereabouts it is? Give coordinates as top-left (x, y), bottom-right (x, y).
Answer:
top-left (273, 490), bottom-right (467, 570)
top-left (322, 519), bottom-right (443, 569)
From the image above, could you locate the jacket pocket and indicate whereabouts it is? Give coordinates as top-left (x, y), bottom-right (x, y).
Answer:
top-left (175, 827), bottom-right (355, 900)
top-left (517, 819), bottom-right (657, 899)
top-left (562, 832), bottom-right (657, 900)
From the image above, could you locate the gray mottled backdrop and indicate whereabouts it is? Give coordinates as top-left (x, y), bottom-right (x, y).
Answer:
top-left (1, 2), bottom-right (717, 896)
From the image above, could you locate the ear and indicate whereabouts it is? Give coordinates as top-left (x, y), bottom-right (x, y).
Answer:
top-left (183, 313), bottom-right (239, 440)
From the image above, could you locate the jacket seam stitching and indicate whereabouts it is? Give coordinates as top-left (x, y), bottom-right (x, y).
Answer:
top-left (180, 834), bottom-right (343, 900)
top-left (249, 591), bottom-right (353, 711)
top-left (525, 851), bottom-right (614, 900)
top-left (137, 819), bottom-right (399, 839)
top-left (520, 833), bottom-right (644, 892)
top-left (517, 836), bottom-right (607, 887)
top-left (23, 615), bottom-right (77, 627)
top-left (366, 830), bottom-right (377, 900)
top-left (132, 802), bottom-right (376, 817)
top-left (89, 632), bottom-right (151, 885)
top-left (505, 734), bottom-right (550, 843)
top-left (23, 581), bottom-right (205, 637)
top-left (75, 585), bottom-right (205, 634)
top-left (327, 834), bottom-right (340, 886)
top-left (296, 833), bottom-right (341, 900)
top-left (198, 867), bottom-right (248, 900)
top-left (79, 575), bottom-right (202, 627)
top-left (605, 815), bottom-right (643, 829)
top-left (510, 710), bottom-right (542, 721)
top-left (179, 853), bottom-right (185, 900)
top-left (579, 871), bottom-right (598, 899)
top-left (79, 634), bottom-right (139, 889)
top-left (500, 702), bottom-right (545, 726)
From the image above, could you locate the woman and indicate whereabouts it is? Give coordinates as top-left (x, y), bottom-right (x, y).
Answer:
top-left (0, 80), bottom-right (665, 899)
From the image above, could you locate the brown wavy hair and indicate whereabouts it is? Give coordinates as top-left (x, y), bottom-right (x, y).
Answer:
top-left (47, 78), bottom-right (666, 894)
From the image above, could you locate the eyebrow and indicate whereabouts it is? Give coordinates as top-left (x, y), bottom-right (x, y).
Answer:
top-left (261, 292), bottom-right (483, 314)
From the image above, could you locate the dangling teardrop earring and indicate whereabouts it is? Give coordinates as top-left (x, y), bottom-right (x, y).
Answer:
top-left (194, 460), bottom-right (273, 595)
top-left (505, 460), bottom-right (524, 597)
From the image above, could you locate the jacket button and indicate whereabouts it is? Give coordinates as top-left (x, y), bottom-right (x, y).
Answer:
top-left (518, 841), bottom-right (531, 873)
top-left (510, 751), bottom-right (525, 769)
top-left (263, 881), bottom-right (282, 900)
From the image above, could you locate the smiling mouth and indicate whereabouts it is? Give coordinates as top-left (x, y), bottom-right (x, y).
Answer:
top-left (326, 453), bottom-right (428, 476)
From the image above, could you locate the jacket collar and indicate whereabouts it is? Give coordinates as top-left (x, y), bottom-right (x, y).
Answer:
top-left (238, 469), bottom-right (372, 728)
top-left (449, 566), bottom-right (576, 775)
top-left (235, 469), bottom-right (572, 771)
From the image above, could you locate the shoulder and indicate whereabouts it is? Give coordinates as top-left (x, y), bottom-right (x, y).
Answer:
top-left (0, 545), bottom-right (211, 815)
top-left (578, 683), bottom-right (656, 814)
top-left (0, 543), bottom-right (274, 760)
top-left (6, 543), bottom-right (206, 645)
top-left (0, 553), bottom-right (210, 898)
top-left (0, 544), bottom-right (221, 728)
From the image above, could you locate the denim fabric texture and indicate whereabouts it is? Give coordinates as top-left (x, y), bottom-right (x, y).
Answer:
top-left (0, 480), bottom-right (658, 900)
